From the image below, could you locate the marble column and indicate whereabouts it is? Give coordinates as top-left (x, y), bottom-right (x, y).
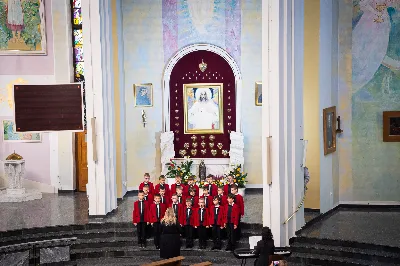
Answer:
top-left (262, 0), bottom-right (305, 246)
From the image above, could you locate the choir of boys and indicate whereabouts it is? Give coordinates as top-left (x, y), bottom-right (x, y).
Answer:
top-left (132, 173), bottom-right (245, 251)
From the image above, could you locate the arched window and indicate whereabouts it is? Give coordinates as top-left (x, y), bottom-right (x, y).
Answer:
top-left (71, 0), bottom-right (85, 127)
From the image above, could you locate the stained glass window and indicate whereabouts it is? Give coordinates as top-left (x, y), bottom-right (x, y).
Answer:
top-left (71, 0), bottom-right (85, 127)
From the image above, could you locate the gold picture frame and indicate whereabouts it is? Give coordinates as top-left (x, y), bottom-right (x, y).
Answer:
top-left (323, 106), bottom-right (337, 155)
top-left (255, 82), bottom-right (262, 106)
top-left (183, 83), bottom-right (224, 134)
top-left (133, 83), bottom-right (153, 107)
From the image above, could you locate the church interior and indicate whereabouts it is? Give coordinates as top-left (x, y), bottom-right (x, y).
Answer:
top-left (0, 0), bottom-right (399, 265)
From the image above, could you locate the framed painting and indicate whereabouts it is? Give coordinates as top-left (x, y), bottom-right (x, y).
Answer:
top-left (323, 106), bottom-right (336, 155)
top-left (133, 83), bottom-right (153, 107)
top-left (0, 0), bottom-right (47, 55)
top-left (383, 111), bottom-right (400, 142)
top-left (2, 120), bottom-right (41, 142)
top-left (183, 83), bottom-right (224, 134)
top-left (255, 82), bottom-right (262, 106)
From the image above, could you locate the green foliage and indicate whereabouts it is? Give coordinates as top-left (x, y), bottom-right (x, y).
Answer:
top-left (165, 158), bottom-right (194, 184)
top-left (225, 164), bottom-right (248, 188)
top-left (0, 1), bottom-right (12, 48)
top-left (21, 0), bottom-right (42, 50)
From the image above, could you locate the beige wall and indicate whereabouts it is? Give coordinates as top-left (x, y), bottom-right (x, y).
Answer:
top-left (304, 0), bottom-right (320, 209)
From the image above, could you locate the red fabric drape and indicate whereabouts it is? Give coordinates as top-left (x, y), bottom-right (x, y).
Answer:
top-left (169, 51), bottom-right (236, 158)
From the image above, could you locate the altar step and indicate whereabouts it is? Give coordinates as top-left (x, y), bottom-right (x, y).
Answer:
top-left (288, 236), bottom-right (400, 265)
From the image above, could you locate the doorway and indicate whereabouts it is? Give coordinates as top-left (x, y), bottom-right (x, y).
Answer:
top-left (75, 131), bottom-right (88, 192)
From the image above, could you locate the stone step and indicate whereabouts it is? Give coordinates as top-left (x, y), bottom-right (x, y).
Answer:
top-left (291, 241), bottom-right (400, 263)
top-left (71, 237), bottom-right (249, 251)
top-left (287, 251), bottom-right (398, 266)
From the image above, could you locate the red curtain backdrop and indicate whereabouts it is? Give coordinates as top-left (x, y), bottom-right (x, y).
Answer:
top-left (169, 50), bottom-right (236, 158)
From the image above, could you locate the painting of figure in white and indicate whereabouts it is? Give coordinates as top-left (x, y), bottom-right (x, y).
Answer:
top-left (184, 83), bottom-right (224, 134)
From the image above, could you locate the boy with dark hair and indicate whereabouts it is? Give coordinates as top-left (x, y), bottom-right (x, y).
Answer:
top-left (187, 188), bottom-right (199, 207)
top-left (194, 198), bottom-right (209, 249)
top-left (205, 175), bottom-right (218, 196)
top-left (209, 196), bottom-right (224, 250)
top-left (184, 176), bottom-right (199, 196)
top-left (231, 184), bottom-right (244, 238)
top-left (179, 198), bottom-right (195, 248)
top-left (159, 187), bottom-right (169, 205)
top-left (139, 173), bottom-right (154, 194)
top-left (154, 175), bottom-right (170, 197)
top-left (171, 175), bottom-right (186, 194)
top-left (217, 186), bottom-right (228, 206)
top-left (175, 185), bottom-right (185, 204)
top-left (223, 194), bottom-right (240, 251)
top-left (132, 190), bottom-right (150, 247)
top-left (200, 186), bottom-right (213, 209)
top-left (142, 184), bottom-right (154, 203)
top-left (149, 194), bottom-right (166, 249)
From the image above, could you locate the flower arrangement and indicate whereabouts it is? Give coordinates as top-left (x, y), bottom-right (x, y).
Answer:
top-left (165, 157), bottom-right (194, 184)
top-left (226, 164), bottom-right (248, 188)
top-left (198, 180), bottom-right (209, 189)
top-left (213, 175), bottom-right (225, 188)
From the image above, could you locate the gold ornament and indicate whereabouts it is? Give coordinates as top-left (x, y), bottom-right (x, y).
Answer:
top-left (191, 135), bottom-right (197, 142)
top-left (175, 110), bottom-right (179, 113)
top-left (211, 149), bottom-right (217, 156)
top-left (209, 135), bottom-right (215, 141)
top-left (209, 143), bottom-right (214, 148)
top-left (228, 123), bottom-right (231, 126)
top-left (179, 150), bottom-right (187, 157)
top-left (228, 116), bottom-right (231, 120)
top-left (175, 117), bottom-right (179, 120)
top-left (227, 109), bottom-right (231, 113)
top-left (201, 141), bottom-right (206, 148)
top-left (174, 130), bottom-right (179, 134)
top-left (175, 123), bottom-right (179, 127)
top-left (222, 150), bottom-right (229, 156)
top-left (192, 142), bottom-right (198, 148)
top-left (6, 151), bottom-right (23, 160)
top-left (201, 136), bottom-right (205, 139)
top-left (191, 149), bottom-right (197, 156)
top-left (201, 149), bottom-right (207, 155)
top-left (184, 143), bottom-right (190, 149)
top-left (217, 143), bottom-right (223, 150)
top-left (199, 59), bottom-right (207, 72)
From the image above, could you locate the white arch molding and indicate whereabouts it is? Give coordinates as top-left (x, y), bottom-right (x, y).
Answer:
top-left (162, 43), bottom-right (243, 132)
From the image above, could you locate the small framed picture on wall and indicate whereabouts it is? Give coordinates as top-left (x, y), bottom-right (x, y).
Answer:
top-left (323, 106), bottom-right (336, 155)
top-left (133, 83), bottom-right (153, 107)
top-left (255, 82), bottom-right (262, 106)
top-left (383, 111), bottom-right (400, 142)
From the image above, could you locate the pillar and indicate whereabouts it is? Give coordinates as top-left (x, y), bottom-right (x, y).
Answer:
top-left (82, 0), bottom-right (118, 215)
top-left (262, 0), bottom-right (305, 246)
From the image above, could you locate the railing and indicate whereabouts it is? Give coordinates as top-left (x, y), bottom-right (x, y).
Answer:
top-left (0, 237), bottom-right (77, 265)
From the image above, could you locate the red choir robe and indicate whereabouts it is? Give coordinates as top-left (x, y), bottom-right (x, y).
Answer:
top-left (208, 205), bottom-right (224, 226)
top-left (139, 182), bottom-right (154, 194)
top-left (193, 207), bottom-right (210, 227)
top-left (168, 201), bottom-right (184, 224)
top-left (159, 195), bottom-right (170, 206)
top-left (154, 183), bottom-right (170, 197)
top-left (143, 193), bottom-right (154, 203)
top-left (132, 200), bottom-right (150, 224)
top-left (148, 203), bottom-right (167, 223)
top-left (175, 194), bottom-right (186, 205)
top-left (205, 184), bottom-right (218, 197)
top-left (223, 203), bottom-right (240, 226)
top-left (233, 193), bottom-right (245, 217)
top-left (223, 183), bottom-right (235, 196)
top-left (200, 195), bottom-right (213, 209)
top-left (179, 206), bottom-right (195, 226)
top-left (184, 184), bottom-right (199, 197)
top-left (171, 183), bottom-right (186, 195)
top-left (186, 196), bottom-right (199, 207)
top-left (216, 194), bottom-right (228, 206)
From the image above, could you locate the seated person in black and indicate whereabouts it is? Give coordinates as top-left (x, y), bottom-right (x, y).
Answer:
top-left (254, 226), bottom-right (275, 266)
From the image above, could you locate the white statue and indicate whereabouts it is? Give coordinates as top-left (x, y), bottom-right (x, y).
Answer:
top-left (160, 131), bottom-right (175, 175)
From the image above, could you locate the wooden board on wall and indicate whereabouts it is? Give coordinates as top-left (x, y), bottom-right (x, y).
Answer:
top-left (14, 84), bottom-right (84, 132)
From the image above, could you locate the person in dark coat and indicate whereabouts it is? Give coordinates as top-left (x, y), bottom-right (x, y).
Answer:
top-left (160, 207), bottom-right (181, 259)
top-left (254, 226), bottom-right (275, 266)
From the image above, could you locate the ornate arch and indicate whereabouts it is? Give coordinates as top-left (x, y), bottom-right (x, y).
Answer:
top-left (162, 43), bottom-right (242, 132)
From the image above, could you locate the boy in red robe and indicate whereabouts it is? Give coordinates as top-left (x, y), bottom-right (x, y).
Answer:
top-left (209, 196), bottom-right (224, 250)
top-left (217, 187), bottom-right (228, 206)
top-left (139, 173), bottom-right (154, 194)
top-left (200, 187), bottom-right (213, 209)
top-left (169, 194), bottom-right (183, 226)
top-left (132, 190), bottom-right (150, 247)
top-left (184, 176), bottom-right (199, 196)
top-left (231, 184), bottom-right (244, 239)
top-left (223, 175), bottom-right (236, 195)
top-left (175, 185), bottom-right (185, 205)
top-left (159, 187), bottom-right (169, 206)
top-left (154, 175), bottom-right (170, 197)
top-left (194, 198), bottom-right (210, 249)
top-left (171, 175), bottom-right (186, 195)
top-left (186, 188), bottom-right (199, 207)
top-left (223, 194), bottom-right (240, 251)
top-left (205, 174), bottom-right (218, 196)
top-left (142, 184), bottom-right (154, 203)
top-left (179, 198), bottom-right (195, 248)
top-left (149, 194), bottom-right (166, 249)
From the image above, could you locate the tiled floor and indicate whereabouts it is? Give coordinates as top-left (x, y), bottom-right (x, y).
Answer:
top-left (299, 207), bottom-right (400, 248)
top-left (0, 191), bottom-right (263, 232)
